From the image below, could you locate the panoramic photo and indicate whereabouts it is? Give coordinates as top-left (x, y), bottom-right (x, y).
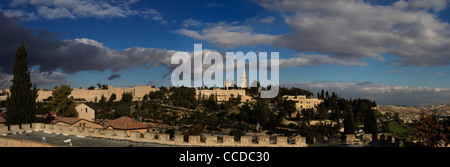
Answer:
top-left (0, 0), bottom-right (449, 160)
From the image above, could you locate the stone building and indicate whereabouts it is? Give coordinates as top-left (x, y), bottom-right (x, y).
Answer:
top-left (75, 103), bottom-right (95, 121)
top-left (195, 70), bottom-right (252, 102)
top-left (196, 88), bottom-right (252, 102)
top-left (0, 89), bottom-right (9, 101)
top-left (283, 95), bottom-right (323, 110)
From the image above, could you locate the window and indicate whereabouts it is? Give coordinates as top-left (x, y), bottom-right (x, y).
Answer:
top-left (86, 108), bottom-right (88, 113)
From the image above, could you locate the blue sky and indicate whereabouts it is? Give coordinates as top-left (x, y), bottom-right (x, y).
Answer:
top-left (1, 0), bottom-right (450, 106)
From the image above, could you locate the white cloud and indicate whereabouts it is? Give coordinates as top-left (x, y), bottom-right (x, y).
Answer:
top-left (37, 6), bottom-right (76, 19)
top-left (174, 0), bottom-right (450, 67)
top-left (174, 1), bottom-right (450, 67)
top-left (434, 72), bottom-right (445, 76)
top-left (141, 8), bottom-right (167, 24)
top-left (3, 0), bottom-right (166, 23)
top-left (0, 73), bottom-right (13, 90)
top-left (0, 9), bottom-right (38, 21)
top-left (175, 21), bottom-right (282, 48)
top-left (182, 18), bottom-right (207, 28)
top-left (206, 2), bottom-right (224, 8)
top-left (0, 69), bottom-right (70, 90)
top-left (257, 0), bottom-right (450, 67)
top-left (30, 69), bottom-right (70, 86)
top-left (279, 54), bottom-right (367, 67)
top-left (9, 0), bottom-right (28, 7)
top-left (259, 16), bottom-right (274, 23)
top-left (394, 0), bottom-right (449, 12)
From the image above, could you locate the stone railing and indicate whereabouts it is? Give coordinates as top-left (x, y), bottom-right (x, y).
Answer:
top-left (0, 123), bottom-right (308, 147)
top-left (344, 133), bottom-right (397, 145)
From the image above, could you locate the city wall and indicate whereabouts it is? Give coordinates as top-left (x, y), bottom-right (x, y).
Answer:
top-left (0, 123), bottom-right (308, 147)
top-left (33, 86), bottom-right (159, 102)
top-left (0, 137), bottom-right (56, 147)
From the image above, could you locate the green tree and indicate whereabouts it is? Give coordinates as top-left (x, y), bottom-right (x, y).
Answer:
top-left (301, 109), bottom-right (314, 124)
top-left (98, 95), bottom-right (106, 106)
top-left (43, 96), bottom-right (53, 102)
top-left (148, 90), bottom-right (166, 100)
top-left (316, 104), bottom-right (329, 120)
top-left (108, 93), bottom-right (117, 104)
top-left (204, 94), bottom-right (219, 112)
top-left (344, 110), bottom-right (355, 134)
top-left (364, 109), bottom-right (378, 134)
top-left (101, 84), bottom-right (108, 90)
top-left (112, 103), bottom-right (131, 119)
top-left (51, 85), bottom-right (77, 117)
top-left (169, 86), bottom-right (197, 109)
top-left (143, 94), bottom-right (148, 101)
top-left (121, 92), bottom-right (133, 104)
top-left (6, 39), bottom-right (38, 127)
top-left (281, 99), bottom-right (297, 117)
top-left (253, 99), bottom-right (270, 127)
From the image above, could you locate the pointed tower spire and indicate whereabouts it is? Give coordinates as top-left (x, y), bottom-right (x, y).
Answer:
top-left (241, 70), bottom-right (247, 88)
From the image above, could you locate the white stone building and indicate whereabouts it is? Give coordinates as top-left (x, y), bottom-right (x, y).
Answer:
top-left (75, 103), bottom-right (96, 121)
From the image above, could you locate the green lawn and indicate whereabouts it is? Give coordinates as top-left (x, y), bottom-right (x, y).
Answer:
top-left (388, 121), bottom-right (412, 138)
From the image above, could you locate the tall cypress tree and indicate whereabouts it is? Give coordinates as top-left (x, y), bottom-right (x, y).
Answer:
top-left (364, 109), bottom-right (377, 134)
top-left (6, 39), bottom-right (38, 128)
top-left (344, 110), bottom-right (355, 134)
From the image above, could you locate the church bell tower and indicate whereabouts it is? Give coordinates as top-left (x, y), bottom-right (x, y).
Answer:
top-left (241, 70), bottom-right (247, 88)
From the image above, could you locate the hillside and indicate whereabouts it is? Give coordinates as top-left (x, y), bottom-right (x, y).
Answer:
top-left (375, 104), bottom-right (450, 123)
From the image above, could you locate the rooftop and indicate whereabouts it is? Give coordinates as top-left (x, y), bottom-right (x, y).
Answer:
top-left (103, 116), bottom-right (150, 130)
top-left (51, 116), bottom-right (101, 126)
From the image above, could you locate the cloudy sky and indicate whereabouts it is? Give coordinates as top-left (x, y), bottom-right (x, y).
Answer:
top-left (1, 0), bottom-right (450, 106)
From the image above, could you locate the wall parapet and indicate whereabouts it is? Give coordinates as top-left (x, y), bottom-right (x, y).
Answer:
top-left (1, 123), bottom-right (308, 147)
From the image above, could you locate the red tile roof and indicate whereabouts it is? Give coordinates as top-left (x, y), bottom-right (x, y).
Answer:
top-left (103, 116), bottom-right (150, 130)
top-left (51, 116), bottom-right (82, 125)
top-left (51, 116), bottom-right (101, 126)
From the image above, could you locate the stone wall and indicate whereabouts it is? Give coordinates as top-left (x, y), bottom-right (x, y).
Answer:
top-left (0, 123), bottom-right (307, 147)
top-left (32, 85), bottom-right (158, 102)
top-left (0, 137), bottom-right (56, 147)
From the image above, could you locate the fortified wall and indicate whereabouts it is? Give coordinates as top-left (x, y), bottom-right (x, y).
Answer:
top-left (0, 137), bottom-right (56, 147)
top-left (33, 86), bottom-right (159, 102)
top-left (0, 123), bottom-right (307, 147)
